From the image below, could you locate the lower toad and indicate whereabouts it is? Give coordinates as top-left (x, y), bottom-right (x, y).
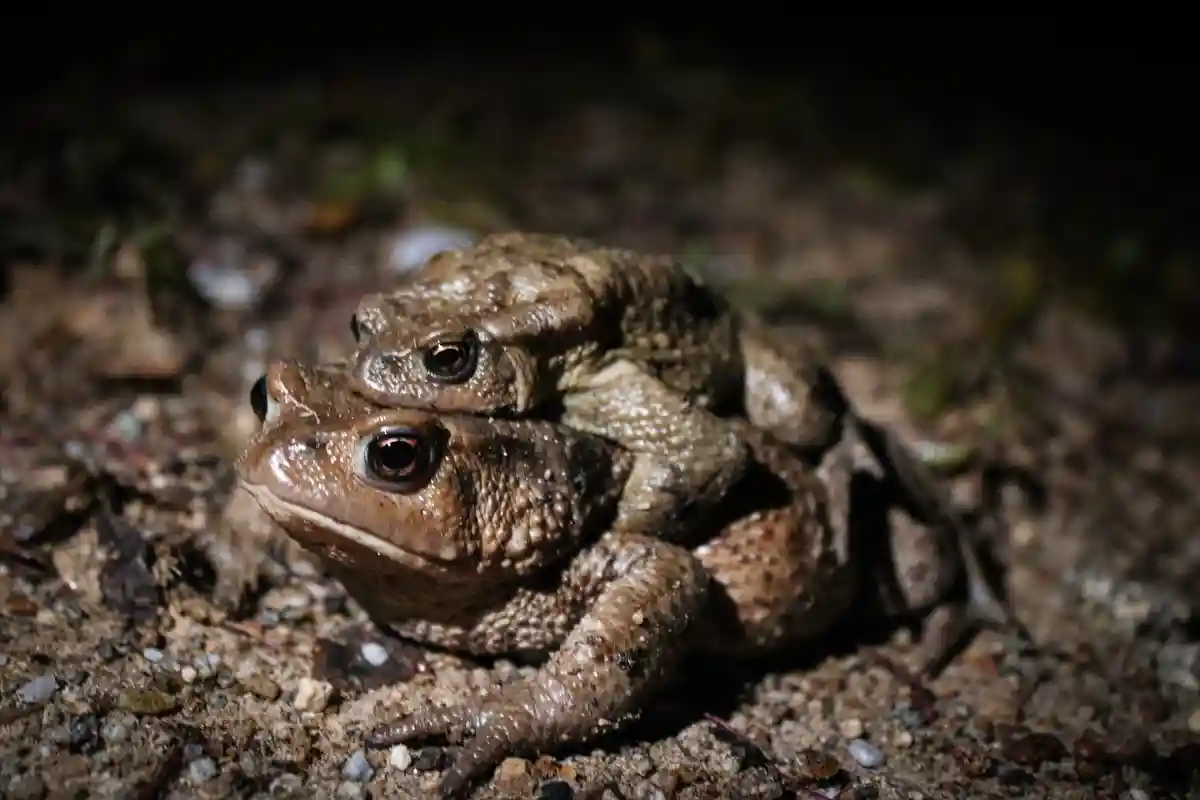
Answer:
top-left (236, 360), bottom-right (1006, 796)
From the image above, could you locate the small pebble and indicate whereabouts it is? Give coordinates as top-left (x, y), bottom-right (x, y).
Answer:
top-left (335, 781), bottom-right (365, 799)
top-left (848, 739), bottom-right (886, 768)
top-left (1188, 708), bottom-right (1200, 733)
top-left (386, 226), bottom-right (475, 273)
top-left (388, 745), bottom-right (413, 770)
top-left (342, 749), bottom-right (375, 782)
top-left (180, 666), bottom-right (198, 683)
top-left (101, 716), bottom-right (132, 743)
top-left (360, 642), bottom-right (389, 667)
top-left (116, 688), bottom-right (179, 715)
top-left (839, 718), bottom-right (864, 740)
top-left (188, 757), bottom-right (218, 784)
top-left (142, 648), bottom-right (164, 663)
top-left (16, 674), bottom-right (58, 704)
top-left (66, 714), bottom-right (100, 751)
top-left (293, 678), bottom-right (333, 712)
top-left (241, 673), bottom-right (281, 701)
top-left (894, 731), bottom-right (914, 748)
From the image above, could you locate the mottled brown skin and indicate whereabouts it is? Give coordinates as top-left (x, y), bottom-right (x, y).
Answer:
top-left (238, 360), bottom-right (880, 795)
top-left (351, 231), bottom-right (1011, 633)
top-left (349, 231), bottom-right (751, 541)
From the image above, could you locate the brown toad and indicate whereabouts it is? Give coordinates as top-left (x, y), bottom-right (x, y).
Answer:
top-left (349, 230), bottom-right (1010, 629)
top-left (236, 359), bottom-right (987, 796)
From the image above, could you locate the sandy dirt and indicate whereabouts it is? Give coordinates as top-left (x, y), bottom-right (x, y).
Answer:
top-left (2, 58), bottom-right (1198, 799)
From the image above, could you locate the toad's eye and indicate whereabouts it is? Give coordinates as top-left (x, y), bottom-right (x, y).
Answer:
top-left (359, 427), bottom-right (442, 491)
top-left (350, 314), bottom-right (362, 342)
top-left (250, 375), bottom-right (272, 422)
top-left (421, 332), bottom-right (479, 384)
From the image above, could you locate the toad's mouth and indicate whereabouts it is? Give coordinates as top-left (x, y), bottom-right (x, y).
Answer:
top-left (241, 483), bottom-right (465, 575)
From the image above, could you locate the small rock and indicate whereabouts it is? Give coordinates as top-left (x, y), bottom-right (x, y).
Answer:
top-left (16, 674), bottom-right (58, 704)
top-left (101, 715), bottom-right (132, 743)
top-left (894, 731), bottom-right (913, 748)
top-left (117, 688), bottom-right (179, 715)
top-left (241, 673), bottom-right (281, 701)
top-left (188, 757), bottom-right (219, 784)
top-left (388, 745), bottom-right (413, 770)
top-left (66, 714), bottom-right (101, 752)
top-left (142, 648), bottom-right (164, 663)
top-left (1188, 707), bottom-right (1200, 733)
top-left (538, 778), bottom-right (575, 800)
top-left (180, 666), bottom-right (198, 683)
top-left (342, 749), bottom-right (375, 782)
top-left (360, 642), bottom-right (389, 667)
top-left (894, 706), bottom-right (927, 730)
top-left (293, 678), bottom-right (333, 712)
top-left (848, 739), bottom-right (886, 768)
top-left (386, 226), bottom-right (475, 274)
top-left (335, 781), bottom-right (365, 799)
top-left (839, 718), bottom-right (865, 740)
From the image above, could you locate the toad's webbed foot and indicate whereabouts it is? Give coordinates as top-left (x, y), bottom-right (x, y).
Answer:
top-left (366, 531), bottom-right (710, 796)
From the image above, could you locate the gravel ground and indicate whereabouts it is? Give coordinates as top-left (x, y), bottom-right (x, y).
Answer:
top-left (2, 59), bottom-right (1198, 799)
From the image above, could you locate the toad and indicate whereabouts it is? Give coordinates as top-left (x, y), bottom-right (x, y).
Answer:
top-left (237, 359), bottom-right (992, 796)
top-left (349, 231), bottom-right (1011, 631)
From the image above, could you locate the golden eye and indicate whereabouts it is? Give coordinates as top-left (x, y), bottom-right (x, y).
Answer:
top-left (421, 332), bottom-right (479, 383)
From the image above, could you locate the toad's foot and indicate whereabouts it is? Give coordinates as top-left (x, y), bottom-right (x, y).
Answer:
top-left (853, 419), bottom-right (1030, 676)
top-left (366, 531), bottom-right (710, 797)
top-left (563, 359), bottom-right (751, 540)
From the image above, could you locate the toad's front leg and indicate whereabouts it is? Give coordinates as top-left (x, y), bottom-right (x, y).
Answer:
top-left (561, 359), bottom-right (752, 540)
top-left (366, 531), bottom-right (710, 797)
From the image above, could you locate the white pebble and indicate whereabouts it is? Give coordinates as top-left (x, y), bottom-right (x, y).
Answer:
top-left (388, 745), bottom-right (413, 770)
top-left (142, 648), bottom-right (164, 663)
top-left (342, 750), bottom-right (375, 782)
top-left (848, 738), bottom-right (886, 768)
top-left (16, 674), bottom-right (58, 704)
top-left (188, 757), bottom-right (219, 784)
top-left (360, 642), bottom-right (389, 667)
top-left (386, 226), bottom-right (475, 273)
top-left (293, 678), bottom-right (333, 712)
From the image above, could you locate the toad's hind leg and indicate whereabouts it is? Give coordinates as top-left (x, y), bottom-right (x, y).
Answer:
top-left (561, 359), bottom-right (752, 540)
top-left (365, 532), bottom-right (710, 797)
top-left (692, 421), bottom-right (861, 655)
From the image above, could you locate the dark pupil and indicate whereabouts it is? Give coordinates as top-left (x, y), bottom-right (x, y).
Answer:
top-left (369, 434), bottom-right (423, 479)
top-left (426, 343), bottom-right (468, 375)
top-left (250, 375), bottom-right (268, 421)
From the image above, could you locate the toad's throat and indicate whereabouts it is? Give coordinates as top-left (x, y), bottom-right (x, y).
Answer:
top-left (241, 483), bottom-right (466, 574)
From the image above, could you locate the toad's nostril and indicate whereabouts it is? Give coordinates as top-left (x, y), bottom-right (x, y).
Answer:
top-left (302, 436), bottom-right (327, 452)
